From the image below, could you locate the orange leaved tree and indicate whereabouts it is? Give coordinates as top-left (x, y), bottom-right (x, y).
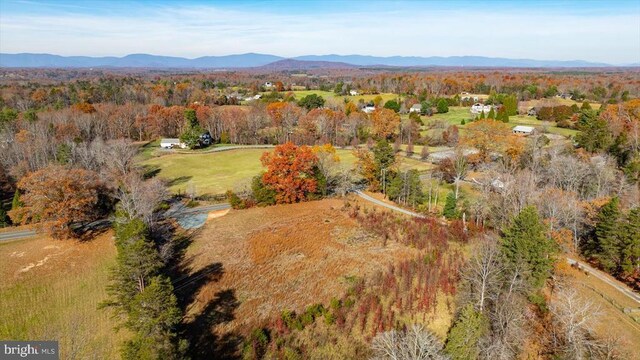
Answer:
top-left (461, 119), bottom-right (522, 161)
top-left (370, 108), bottom-right (400, 140)
top-left (9, 165), bottom-right (108, 238)
top-left (260, 142), bottom-right (320, 204)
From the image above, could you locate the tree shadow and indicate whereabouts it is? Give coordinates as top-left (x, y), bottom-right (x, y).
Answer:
top-left (186, 288), bottom-right (243, 360)
top-left (159, 225), bottom-right (242, 358)
top-left (141, 164), bottom-right (161, 179)
top-left (168, 176), bottom-right (193, 187)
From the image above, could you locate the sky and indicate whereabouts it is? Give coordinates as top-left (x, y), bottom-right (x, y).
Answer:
top-left (0, 0), bottom-right (639, 64)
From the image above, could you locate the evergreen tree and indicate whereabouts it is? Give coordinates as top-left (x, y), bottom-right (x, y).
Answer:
top-left (591, 197), bottom-right (621, 272)
top-left (0, 206), bottom-right (7, 227)
top-left (106, 214), bottom-right (163, 315)
top-left (184, 108), bottom-right (198, 128)
top-left (501, 206), bottom-right (556, 289)
top-left (503, 94), bottom-right (518, 115)
top-left (445, 304), bottom-right (489, 360)
top-left (581, 101), bottom-right (592, 111)
top-left (123, 276), bottom-right (187, 360)
top-left (11, 189), bottom-right (21, 211)
top-left (383, 99), bottom-right (400, 113)
top-left (372, 139), bottom-right (397, 173)
top-left (103, 210), bottom-right (188, 360)
top-left (620, 208), bottom-right (640, 276)
top-left (10, 189), bottom-right (22, 223)
top-left (251, 175), bottom-right (276, 206)
top-left (180, 109), bottom-right (203, 149)
top-left (479, 110), bottom-right (485, 120)
top-left (575, 110), bottom-right (612, 152)
top-left (443, 192), bottom-right (458, 219)
top-left (437, 99), bottom-right (449, 114)
top-left (487, 107), bottom-right (495, 120)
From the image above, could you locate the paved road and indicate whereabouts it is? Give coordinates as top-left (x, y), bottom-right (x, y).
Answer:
top-left (172, 144), bottom-right (275, 155)
top-left (0, 203), bottom-right (232, 242)
top-left (0, 229), bottom-right (37, 242)
top-left (567, 257), bottom-right (640, 304)
top-left (354, 190), bottom-right (640, 306)
top-left (165, 203), bottom-right (230, 217)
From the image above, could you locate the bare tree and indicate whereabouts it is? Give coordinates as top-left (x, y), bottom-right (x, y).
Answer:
top-left (452, 150), bottom-right (468, 200)
top-left (371, 324), bottom-right (448, 360)
top-left (461, 237), bottom-right (502, 312)
top-left (99, 138), bottom-right (138, 179)
top-left (549, 286), bottom-right (605, 360)
top-left (116, 174), bottom-right (168, 226)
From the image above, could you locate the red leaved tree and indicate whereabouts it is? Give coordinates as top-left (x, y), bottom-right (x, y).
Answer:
top-left (260, 142), bottom-right (319, 204)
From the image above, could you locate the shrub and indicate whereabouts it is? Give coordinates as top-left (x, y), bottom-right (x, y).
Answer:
top-left (226, 190), bottom-right (246, 209)
top-left (251, 175), bottom-right (276, 206)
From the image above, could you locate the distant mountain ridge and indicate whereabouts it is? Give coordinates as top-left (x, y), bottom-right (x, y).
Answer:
top-left (0, 52), bottom-right (622, 68)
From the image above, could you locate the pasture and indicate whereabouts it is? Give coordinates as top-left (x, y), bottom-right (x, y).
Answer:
top-left (420, 106), bottom-right (578, 138)
top-left (0, 232), bottom-right (123, 359)
top-left (141, 147), bottom-right (433, 196)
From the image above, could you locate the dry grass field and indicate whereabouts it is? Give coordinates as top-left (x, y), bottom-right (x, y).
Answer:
top-left (0, 230), bottom-right (123, 359)
top-left (181, 199), bottom-right (425, 341)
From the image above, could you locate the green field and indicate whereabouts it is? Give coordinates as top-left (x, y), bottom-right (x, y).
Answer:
top-left (420, 106), bottom-right (578, 138)
top-left (263, 90), bottom-right (403, 105)
top-left (0, 236), bottom-right (123, 359)
top-left (141, 147), bottom-right (433, 196)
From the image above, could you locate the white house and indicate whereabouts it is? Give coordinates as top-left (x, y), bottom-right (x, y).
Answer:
top-left (160, 138), bottom-right (186, 149)
top-left (363, 105), bottom-right (376, 114)
top-left (264, 82), bottom-right (274, 88)
top-left (512, 125), bottom-right (535, 136)
top-left (349, 89), bottom-right (359, 96)
top-left (470, 103), bottom-right (493, 114)
top-left (409, 104), bottom-right (422, 113)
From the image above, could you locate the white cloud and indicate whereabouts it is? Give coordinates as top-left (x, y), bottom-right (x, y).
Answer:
top-left (0, 2), bottom-right (639, 63)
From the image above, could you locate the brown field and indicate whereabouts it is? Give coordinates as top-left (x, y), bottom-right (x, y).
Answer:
top-left (182, 198), bottom-right (422, 339)
top-left (0, 230), bottom-right (123, 359)
top-left (564, 266), bottom-right (640, 357)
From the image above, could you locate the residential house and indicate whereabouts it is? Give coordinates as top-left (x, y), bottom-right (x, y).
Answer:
top-left (160, 138), bottom-right (186, 149)
top-left (349, 89), bottom-right (359, 96)
top-left (512, 125), bottom-right (535, 136)
top-left (527, 108), bottom-right (537, 116)
top-left (409, 104), bottom-right (422, 113)
top-left (363, 105), bottom-right (376, 114)
top-left (470, 103), bottom-right (493, 114)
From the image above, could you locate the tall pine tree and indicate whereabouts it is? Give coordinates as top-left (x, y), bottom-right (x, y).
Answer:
top-left (501, 206), bottom-right (556, 289)
top-left (620, 208), bottom-right (640, 277)
top-left (591, 197), bottom-right (622, 272)
top-left (444, 304), bottom-right (488, 360)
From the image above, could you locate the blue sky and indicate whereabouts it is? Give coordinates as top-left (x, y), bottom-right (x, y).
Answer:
top-left (1, 0), bottom-right (639, 64)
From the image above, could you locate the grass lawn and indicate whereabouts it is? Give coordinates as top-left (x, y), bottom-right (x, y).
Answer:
top-left (142, 148), bottom-right (268, 195)
top-left (262, 90), bottom-right (402, 105)
top-left (420, 106), bottom-right (578, 138)
top-left (0, 232), bottom-right (124, 359)
top-left (141, 147), bottom-right (434, 196)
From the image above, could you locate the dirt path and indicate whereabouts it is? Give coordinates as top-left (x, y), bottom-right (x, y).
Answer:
top-left (354, 190), bottom-right (640, 307)
top-left (567, 257), bottom-right (640, 304)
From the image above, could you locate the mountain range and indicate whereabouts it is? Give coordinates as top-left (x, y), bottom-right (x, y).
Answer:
top-left (0, 52), bottom-right (626, 69)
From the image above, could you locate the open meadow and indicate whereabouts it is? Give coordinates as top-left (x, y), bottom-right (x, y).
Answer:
top-left (0, 231), bottom-right (123, 359)
top-left (141, 147), bottom-right (433, 196)
top-left (419, 106), bottom-right (579, 138)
